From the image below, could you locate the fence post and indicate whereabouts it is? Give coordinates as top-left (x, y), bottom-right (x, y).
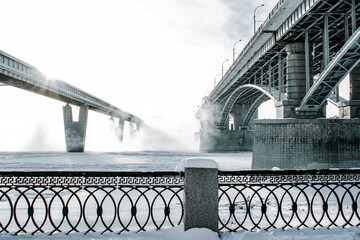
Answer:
top-left (176, 158), bottom-right (219, 232)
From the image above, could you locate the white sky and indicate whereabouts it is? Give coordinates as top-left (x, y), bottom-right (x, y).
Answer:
top-left (0, 0), bottom-right (301, 151)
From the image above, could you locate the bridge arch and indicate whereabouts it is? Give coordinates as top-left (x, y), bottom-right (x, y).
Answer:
top-left (218, 84), bottom-right (286, 129)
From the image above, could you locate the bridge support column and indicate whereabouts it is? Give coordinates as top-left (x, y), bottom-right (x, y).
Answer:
top-left (197, 101), bottom-right (254, 152)
top-left (129, 122), bottom-right (141, 137)
top-left (230, 104), bottom-right (257, 130)
top-left (63, 104), bottom-right (88, 152)
top-left (117, 118), bottom-right (125, 142)
top-left (129, 123), bottom-right (135, 137)
top-left (276, 42), bottom-right (326, 118)
top-left (277, 42), bottom-right (307, 118)
top-left (199, 129), bottom-right (254, 152)
top-left (338, 64), bottom-right (360, 118)
top-left (348, 63), bottom-right (360, 118)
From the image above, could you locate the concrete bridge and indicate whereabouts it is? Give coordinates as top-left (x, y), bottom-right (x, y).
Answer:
top-left (0, 50), bottom-right (143, 152)
top-left (197, 0), bottom-right (360, 169)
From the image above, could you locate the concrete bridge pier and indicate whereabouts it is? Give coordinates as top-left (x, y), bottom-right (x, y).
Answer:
top-left (63, 104), bottom-right (88, 152)
top-left (276, 42), bottom-right (326, 118)
top-left (198, 103), bottom-right (255, 152)
top-left (116, 118), bottom-right (125, 142)
top-left (129, 122), bottom-right (141, 137)
top-left (338, 64), bottom-right (360, 118)
top-left (252, 42), bottom-right (360, 170)
top-left (347, 64), bottom-right (360, 118)
top-left (230, 104), bottom-right (257, 130)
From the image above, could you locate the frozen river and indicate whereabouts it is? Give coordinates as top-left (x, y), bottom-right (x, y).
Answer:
top-left (0, 151), bottom-right (252, 171)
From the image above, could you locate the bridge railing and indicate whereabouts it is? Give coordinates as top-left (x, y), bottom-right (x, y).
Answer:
top-left (1, 169), bottom-right (360, 235)
top-left (217, 0), bottom-right (287, 86)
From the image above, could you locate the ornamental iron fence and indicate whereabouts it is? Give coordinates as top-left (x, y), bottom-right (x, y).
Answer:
top-left (218, 169), bottom-right (360, 231)
top-left (0, 171), bottom-right (184, 235)
top-left (1, 169), bottom-right (360, 235)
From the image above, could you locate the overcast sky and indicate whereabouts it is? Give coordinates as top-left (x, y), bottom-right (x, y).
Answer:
top-left (0, 0), bottom-right (287, 151)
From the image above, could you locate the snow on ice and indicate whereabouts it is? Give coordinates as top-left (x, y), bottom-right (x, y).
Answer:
top-left (1, 225), bottom-right (360, 240)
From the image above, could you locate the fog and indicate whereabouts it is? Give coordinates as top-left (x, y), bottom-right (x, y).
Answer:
top-left (0, 0), bottom-right (314, 152)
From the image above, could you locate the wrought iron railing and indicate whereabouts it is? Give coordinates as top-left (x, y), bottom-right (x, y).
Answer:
top-left (2, 169), bottom-right (360, 235)
top-left (0, 171), bottom-right (184, 235)
top-left (218, 169), bottom-right (360, 231)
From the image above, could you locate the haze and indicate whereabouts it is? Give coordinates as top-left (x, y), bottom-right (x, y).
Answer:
top-left (0, 0), bottom-right (307, 151)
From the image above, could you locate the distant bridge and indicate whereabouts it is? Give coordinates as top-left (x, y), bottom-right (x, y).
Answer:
top-left (0, 50), bottom-right (143, 152)
top-left (197, 0), bottom-right (360, 169)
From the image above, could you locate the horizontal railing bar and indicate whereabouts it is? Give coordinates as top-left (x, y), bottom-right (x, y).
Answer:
top-left (0, 171), bottom-right (183, 177)
top-left (1, 169), bottom-right (357, 177)
top-left (219, 168), bottom-right (360, 176)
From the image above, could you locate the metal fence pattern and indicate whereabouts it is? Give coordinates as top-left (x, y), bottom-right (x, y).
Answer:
top-left (2, 169), bottom-right (360, 234)
top-left (0, 171), bottom-right (184, 235)
top-left (218, 169), bottom-right (360, 231)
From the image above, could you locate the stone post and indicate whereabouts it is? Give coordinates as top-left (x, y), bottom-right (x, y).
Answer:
top-left (176, 158), bottom-right (219, 232)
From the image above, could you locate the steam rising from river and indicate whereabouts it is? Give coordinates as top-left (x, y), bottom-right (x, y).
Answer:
top-left (0, 0), bottom-right (283, 152)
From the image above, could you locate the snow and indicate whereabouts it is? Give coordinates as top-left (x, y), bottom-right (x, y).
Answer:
top-left (175, 158), bottom-right (218, 172)
top-left (0, 151), bottom-right (359, 239)
top-left (222, 227), bottom-right (360, 240)
top-left (2, 225), bottom-right (360, 240)
top-left (0, 226), bottom-right (219, 240)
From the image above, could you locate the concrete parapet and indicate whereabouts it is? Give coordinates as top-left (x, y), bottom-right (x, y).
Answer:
top-left (63, 104), bottom-right (88, 152)
top-left (252, 118), bottom-right (360, 169)
top-left (199, 129), bottom-right (254, 152)
top-left (176, 158), bottom-right (218, 232)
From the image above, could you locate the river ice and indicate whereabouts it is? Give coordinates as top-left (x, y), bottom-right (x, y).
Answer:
top-left (0, 151), bottom-right (252, 171)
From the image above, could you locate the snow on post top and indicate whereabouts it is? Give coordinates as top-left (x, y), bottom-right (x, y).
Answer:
top-left (175, 158), bottom-right (218, 172)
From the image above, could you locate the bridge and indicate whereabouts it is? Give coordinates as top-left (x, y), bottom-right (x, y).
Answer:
top-left (0, 50), bottom-right (143, 152)
top-left (197, 0), bottom-right (360, 169)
